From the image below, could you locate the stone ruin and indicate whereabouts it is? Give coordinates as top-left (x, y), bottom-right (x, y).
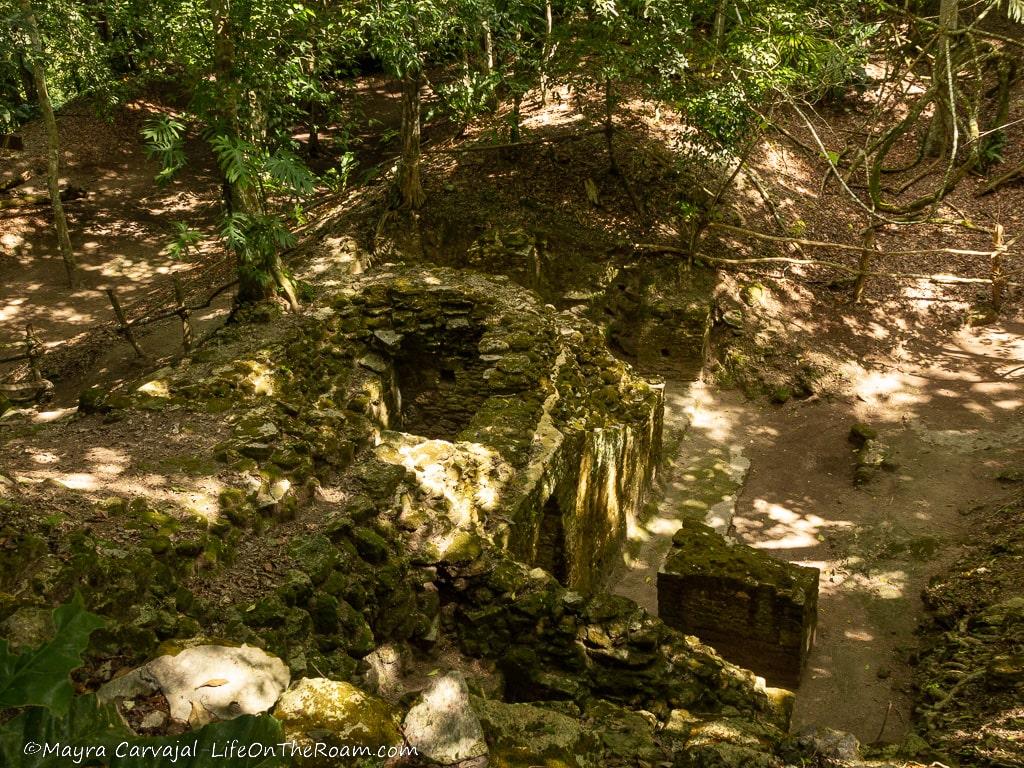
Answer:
top-left (2, 264), bottom-right (827, 765)
top-left (658, 518), bottom-right (820, 688)
top-left (593, 261), bottom-right (717, 380)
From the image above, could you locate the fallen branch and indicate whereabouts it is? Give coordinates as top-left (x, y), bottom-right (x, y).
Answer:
top-left (634, 242), bottom-right (1015, 286)
top-left (118, 278), bottom-right (239, 329)
top-left (741, 164), bottom-right (805, 257)
top-left (706, 221), bottom-right (1006, 257)
top-left (764, 119), bottom-right (820, 160)
top-left (433, 127), bottom-right (605, 154)
top-left (978, 161), bottom-right (1024, 196)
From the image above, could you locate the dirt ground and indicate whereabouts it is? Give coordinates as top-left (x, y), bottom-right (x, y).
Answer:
top-left (0, 101), bottom-right (231, 399)
top-left (711, 314), bottom-right (1023, 743)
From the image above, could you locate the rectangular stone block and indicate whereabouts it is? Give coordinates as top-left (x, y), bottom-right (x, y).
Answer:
top-left (657, 518), bottom-right (819, 688)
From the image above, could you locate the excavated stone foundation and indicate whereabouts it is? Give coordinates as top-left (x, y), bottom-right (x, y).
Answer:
top-left (343, 269), bottom-right (665, 595)
top-left (658, 518), bottom-right (820, 688)
top-left (51, 264), bottom-right (826, 763)
top-left (594, 262), bottom-right (717, 380)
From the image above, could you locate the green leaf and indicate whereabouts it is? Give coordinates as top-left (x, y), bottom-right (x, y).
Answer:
top-left (0, 699), bottom-right (287, 768)
top-left (0, 694), bottom-right (129, 768)
top-left (264, 151), bottom-right (316, 197)
top-left (211, 136), bottom-right (252, 186)
top-left (0, 593), bottom-right (104, 715)
top-left (110, 715), bottom-right (288, 768)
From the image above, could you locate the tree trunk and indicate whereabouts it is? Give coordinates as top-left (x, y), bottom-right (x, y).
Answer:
top-left (482, 20), bottom-right (497, 112)
top-left (540, 1), bottom-right (553, 105)
top-left (925, 0), bottom-right (958, 158)
top-left (18, 0), bottom-right (78, 288)
top-left (208, 0), bottom-right (297, 309)
top-left (482, 21), bottom-right (494, 75)
top-left (398, 71), bottom-right (425, 210)
top-left (603, 78), bottom-right (619, 175)
top-left (306, 35), bottom-right (321, 156)
top-left (510, 92), bottom-right (523, 144)
top-left (852, 225), bottom-right (876, 304)
top-left (713, 0), bottom-right (728, 50)
top-left (17, 52), bottom-right (36, 103)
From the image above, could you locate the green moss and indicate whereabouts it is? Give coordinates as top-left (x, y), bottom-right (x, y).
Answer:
top-left (289, 534), bottom-right (339, 584)
top-left (664, 518), bottom-right (816, 597)
top-left (472, 697), bottom-right (600, 768)
top-left (351, 527), bottom-right (389, 564)
top-left (153, 455), bottom-right (220, 476)
top-left (848, 422), bottom-right (878, 447)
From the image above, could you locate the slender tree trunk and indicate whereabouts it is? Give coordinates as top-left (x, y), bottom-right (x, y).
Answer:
top-left (603, 77), bottom-right (619, 175)
top-left (306, 35), bottom-right (320, 156)
top-left (925, 0), bottom-right (958, 158)
top-left (482, 20), bottom-right (497, 112)
top-left (713, 0), bottom-right (728, 50)
top-left (540, 1), bottom-right (553, 105)
top-left (510, 92), bottom-right (523, 143)
top-left (991, 223), bottom-right (1004, 311)
top-left (482, 22), bottom-right (494, 75)
top-left (398, 70), bottom-right (425, 210)
top-left (17, 52), bottom-right (37, 103)
top-left (18, 0), bottom-right (78, 288)
top-left (852, 225), bottom-right (876, 304)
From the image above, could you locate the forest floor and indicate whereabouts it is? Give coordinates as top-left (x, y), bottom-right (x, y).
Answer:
top-left (607, 314), bottom-right (1023, 746)
top-left (3, 47), bottom-right (1024, 761)
top-left (0, 99), bottom-right (232, 399)
top-left (702, 317), bottom-right (1023, 745)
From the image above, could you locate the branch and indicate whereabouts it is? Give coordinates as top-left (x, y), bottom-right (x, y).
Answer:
top-left (126, 279), bottom-right (239, 328)
top-left (706, 221), bottom-right (1004, 257)
top-left (432, 127), bottom-right (605, 154)
top-left (978, 161), bottom-right (1024, 196)
top-left (634, 243), bottom-right (1011, 286)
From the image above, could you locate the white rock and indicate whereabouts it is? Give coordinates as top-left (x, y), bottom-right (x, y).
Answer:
top-left (402, 672), bottom-right (487, 765)
top-left (139, 711), bottom-right (167, 730)
top-left (99, 644), bottom-right (289, 728)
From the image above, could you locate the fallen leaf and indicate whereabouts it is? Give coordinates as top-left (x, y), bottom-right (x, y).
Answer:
top-left (196, 678), bottom-right (229, 689)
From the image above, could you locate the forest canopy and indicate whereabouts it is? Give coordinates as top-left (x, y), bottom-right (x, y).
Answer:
top-left (2, 0), bottom-right (887, 298)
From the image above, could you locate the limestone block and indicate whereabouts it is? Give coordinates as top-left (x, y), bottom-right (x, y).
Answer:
top-left (402, 672), bottom-right (487, 765)
top-left (98, 644), bottom-right (290, 727)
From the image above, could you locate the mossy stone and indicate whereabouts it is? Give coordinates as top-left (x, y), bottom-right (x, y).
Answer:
top-left (440, 530), bottom-right (483, 566)
top-left (274, 678), bottom-right (402, 766)
top-left (351, 527), bottom-right (389, 564)
top-left (848, 422), bottom-right (878, 447)
top-left (279, 569), bottom-right (315, 606)
top-left (173, 538), bottom-right (205, 558)
top-left (289, 535), bottom-right (338, 585)
top-left (78, 386), bottom-right (109, 414)
top-left (244, 595), bottom-right (289, 628)
top-left (146, 535), bottom-right (172, 556)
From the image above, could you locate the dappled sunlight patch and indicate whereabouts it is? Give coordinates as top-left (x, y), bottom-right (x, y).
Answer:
top-left (0, 296), bottom-right (27, 323)
top-left (386, 437), bottom-right (511, 529)
top-left (681, 381), bottom-right (743, 444)
top-left (822, 563), bottom-right (909, 600)
top-left (741, 497), bottom-right (851, 553)
top-left (46, 471), bottom-right (98, 491)
top-left (28, 450), bottom-right (61, 465)
top-left (843, 628), bottom-right (874, 641)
